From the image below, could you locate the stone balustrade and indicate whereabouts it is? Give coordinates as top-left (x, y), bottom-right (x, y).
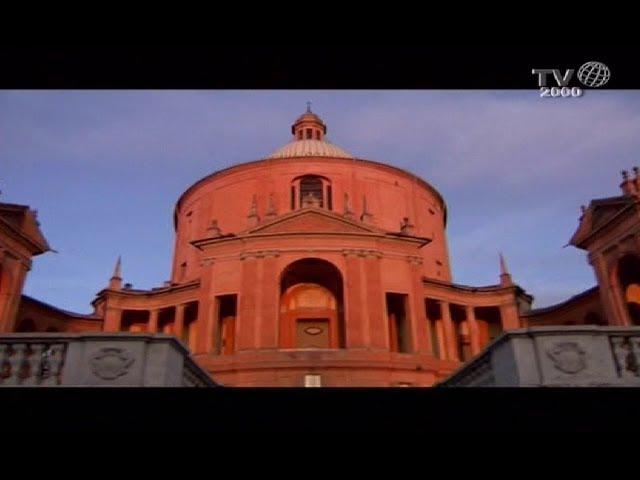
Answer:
top-left (0, 333), bottom-right (216, 387)
top-left (439, 326), bottom-right (640, 387)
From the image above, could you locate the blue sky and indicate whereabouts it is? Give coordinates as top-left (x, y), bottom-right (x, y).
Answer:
top-left (2, 90), bottom-right (638, 313)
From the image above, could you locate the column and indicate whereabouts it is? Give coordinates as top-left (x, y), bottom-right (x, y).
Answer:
top-left (440, 301), bottom-right (458, 361)
top-left (237, 254), bottom-right (258, 350)
top-left (0, 257), bottom-right (28, 332)
top-left (591, 253), bottom-right (627, 326)
top-left (196, 260), bottom-right (215, 354)
top-left (174, 304), bottom-right (186, 341)
top-left (410, 257), bottom-right (430, 354)
top-left (365, 251), bottom-right (386, 349)
top-left (148, 309), bottom-right (159, 333)
top-left (610, 273), bottom-right (631, 326)
top-left (466, 305), bottom-right (481, 355)
top-left (424, 298), bottom-right (435, 355)
top-left (103, 306), bottom-right (122, 332)
top-left (344, 250), bottom-right (365, 348)
top-left (499, 302), bottom-right (521, 331)
top-left (259, 251), bottom-right (279, 349)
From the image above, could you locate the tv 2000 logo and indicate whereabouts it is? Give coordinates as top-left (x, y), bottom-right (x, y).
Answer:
top-left (532, 61), bottom-right (611, 98)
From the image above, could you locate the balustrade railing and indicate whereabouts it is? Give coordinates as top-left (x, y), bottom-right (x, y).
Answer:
top-left (0, 333), bottom-right (216, 387)
top-left (0, 340), bottom-right (66, 386)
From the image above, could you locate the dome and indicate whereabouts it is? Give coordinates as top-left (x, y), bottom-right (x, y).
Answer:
top-left (267, 139), bottom-right (354, 159)
top-left (267, 105), bottom-right (354, 159)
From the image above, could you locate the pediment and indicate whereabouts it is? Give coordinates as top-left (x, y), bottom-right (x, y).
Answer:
top-left (570, 198), bottom-right (636, 248)
top-left (591, 204), bottom-right (625, 230)
top-left (0, 203), bottom-right (50, 254)
top-left (246, 208), bottom-right (383, 236)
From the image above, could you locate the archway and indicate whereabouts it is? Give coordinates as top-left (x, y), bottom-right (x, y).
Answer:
top-left (279, 258), bottom-right (344, 349)
top-left (618, 254), bottom-right (640, 325)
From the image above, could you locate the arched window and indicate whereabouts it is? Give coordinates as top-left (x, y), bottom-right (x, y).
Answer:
top-left (293, 175), bottom-right (332, 210)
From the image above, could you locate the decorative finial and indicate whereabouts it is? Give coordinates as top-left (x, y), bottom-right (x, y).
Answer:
top-left (400, 217), bottom-right (414, 235)
top-left (266, 193), bottom-right (278, 218)
top-left (207, 219), bottom-right (222, 237)
top-left (343, 193), bottom-right (354, 219)
top-left (247, 194), bottom-right (260, 227)
top-left (360, 195), bottom-right (374, 223)
top-left (306, 101), bottom-right (312, 113)
top-left (621, 169), bottom-right (638, 196)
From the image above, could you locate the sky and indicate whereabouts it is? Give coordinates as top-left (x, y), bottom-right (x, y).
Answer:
top-left (2, 90), bottom-right (639, 313)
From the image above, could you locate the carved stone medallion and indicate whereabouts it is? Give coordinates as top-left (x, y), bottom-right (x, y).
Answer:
top-left (89, 348), bottom-right (134, 380)
top-left (546, 342), bottom-right (587, 374)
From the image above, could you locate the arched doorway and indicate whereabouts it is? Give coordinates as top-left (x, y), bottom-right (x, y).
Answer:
top-left (618, 254), bottom-right (640, 325)
top-left (279, 258), bottom-right (344, 349)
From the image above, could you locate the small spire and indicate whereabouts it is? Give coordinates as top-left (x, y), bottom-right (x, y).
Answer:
top-left (499, 252), bottom-right (513, 287)
top-left (109, 256), bottom-right (122, 290)
top-left (112, 255), bottom-right (122, 279)
top-left (265, 193), bottom-right (278, 218)
top-left (343, 193), bottom-right (354, 219)
top-left (306, 101), bottom-right (312, 113)
top-left (247, 194), bottom-right (260, 227)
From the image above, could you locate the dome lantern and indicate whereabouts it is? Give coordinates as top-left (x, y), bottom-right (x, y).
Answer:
top-left (291, 102), bottom-right (327, 141)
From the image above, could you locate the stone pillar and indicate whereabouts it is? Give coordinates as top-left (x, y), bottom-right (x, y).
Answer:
top-left (409, 257), bottom-right (430, 354)
top-left (499, 302), bottom-right (521, 331)
top-left (259, 251), bottom-right (279, 349)
top-left (591, 253), bottom-right (627, 326)
top-left (424, 297), bottom-right (435, 354)
top-left (466, 305), bottom-right (481, 355)
top-left (103, 306), bottom-right (122, 332)
top-left (610, 273), bottom-right (632, 326)
top-left (237, 253), bottom-right (258, 350)
top-left (148, 309), bottom-right (159, 333)
top-left (440, 301), bottom-right (458, 361)
top-left (364, 251), bottom-right (386, 349)
top-left (196, 260), bottom-right (215, 354)
top-left (174, 304), bottom-right (186, 342)
top-left (0, 256), bottom-right (28, 332)
top-left (344, 250), bottom-right (365, 348)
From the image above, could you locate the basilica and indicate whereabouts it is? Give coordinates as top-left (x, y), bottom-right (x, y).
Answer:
top-left (1, 107), bottom-right (639, 387)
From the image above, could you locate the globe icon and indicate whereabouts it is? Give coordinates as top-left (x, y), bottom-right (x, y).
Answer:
top-left (577, 61), bottom-right (611, 88)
